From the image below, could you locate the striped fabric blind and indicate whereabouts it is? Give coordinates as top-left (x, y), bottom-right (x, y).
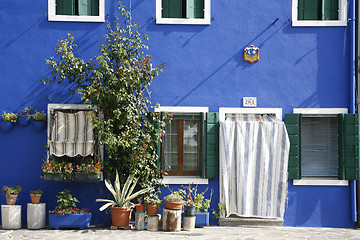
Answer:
top-left (49, 111), bottom-right (95, 157)
top-left (220, 114), bottom-right (290, 219)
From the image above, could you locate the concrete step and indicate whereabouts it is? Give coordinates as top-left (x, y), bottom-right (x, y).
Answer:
top-left (219, 216), bottom-right (283, 227)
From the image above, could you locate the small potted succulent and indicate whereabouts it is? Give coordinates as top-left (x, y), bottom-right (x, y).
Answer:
top-left (30, 189), bottom-right (43, 204)
top-left (49, 189), bottom-right (91, 230)
top-left (0, 111), bottom-right (17, 131)
top-left (163, 193), bottom-right (184, 210)
top-left (18, 106), bottom-right (33, 125)
top-left (32, 110), bottom-right (46, 130)
top-left (2, 186), bottom-right (21, 205)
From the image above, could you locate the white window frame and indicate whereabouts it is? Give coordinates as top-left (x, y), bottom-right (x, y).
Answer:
top-left (156, 0), bottom-right (211, 25)
top-left (292, 108), bottom-right (348, 186)
top-left (48, 0), bottom-right (105, 22)
top-left (219, 107), bottom-right (283, 122)
top-left (155, 106), bottom-right (209, 184)
top-left (291, 0), bottom-right (347, 27)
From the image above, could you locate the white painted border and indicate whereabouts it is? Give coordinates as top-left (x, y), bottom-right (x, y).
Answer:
top-left (155, 106), bottom-right (209, 184)
top-left (293, 108), bottom-right (348, 186)
top-left (156, 0), bottom-right (211, 25)
top-left (48, 0), bottom-right (105, 22)
top-left (162, 176), bottom-right (208, 185)
top-left (291, 0), bottom-right (347, 27)
top-left (293, 178), bottom-right (348, 186)
top-left (293, 108), bottom-right (348, 115)
top-left (219, 107), bottom-right (282, 122)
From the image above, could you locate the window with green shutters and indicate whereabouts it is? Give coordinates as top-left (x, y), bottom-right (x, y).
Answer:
top-left (285, 111), bottom-right (360, 180)
top-left (292, 0), bottom-right (346, 26)
top-left (156, 108), bottom-right (218, 179)
top-left (156, 0), bottom-right (210, 25)
top-left (48, 0), bottom-right (104, 22)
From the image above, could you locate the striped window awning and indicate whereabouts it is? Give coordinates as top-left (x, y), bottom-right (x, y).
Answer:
top-left (49, 111), bottom-right (95, 157)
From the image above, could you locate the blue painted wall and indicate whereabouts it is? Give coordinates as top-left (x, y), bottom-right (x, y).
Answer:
top-left (0, 0), bottom-right (353, 228)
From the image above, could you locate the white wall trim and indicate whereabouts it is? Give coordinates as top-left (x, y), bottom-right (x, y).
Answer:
top-left (156, 0), bottom-right (211, 25)
top-left (155, 106), bottom-right (209, 113)
top-left (48, 0), bottom-right (105, 22)
top-left (219, 107), bottom-right (283, 122)
top-left (162, 176), bottom-right (209, 185)
top-left (293, 178), bottom-right (348, 186)
top-left (291, 0), bottom-right (347, 27)
top-left (293, 108), bottom-right (348, 115)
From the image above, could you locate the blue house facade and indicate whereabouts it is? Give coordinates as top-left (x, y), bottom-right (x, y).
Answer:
top-left (0, 0), bottom-right (357, 228)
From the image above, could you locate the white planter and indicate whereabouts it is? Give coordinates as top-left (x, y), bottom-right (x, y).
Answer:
top-left (27, 203), bottom-right (46, 229)
top-left (1, 205), bottom-right (21, 229)
top-left (183, 216), bottom-right (196, 231)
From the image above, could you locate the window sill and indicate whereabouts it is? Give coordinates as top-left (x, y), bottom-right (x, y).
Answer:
top-left (293, 177), bottom-right (348, 186)
top-left (162, 176), bottom-right (208, 185)
top-left (48, 15), bottom-right (105, 22)
top-left (292, 20), bottom-right (347, 27)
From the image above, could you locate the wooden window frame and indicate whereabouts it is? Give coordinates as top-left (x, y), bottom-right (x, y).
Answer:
top-left (165, 118), bottom-right (201, 176)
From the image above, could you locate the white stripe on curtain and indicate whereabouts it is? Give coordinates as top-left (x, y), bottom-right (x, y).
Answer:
top-left (220, 114), bottom-right (290, 219)
top-left (49, 111), bottom-right (95, 157)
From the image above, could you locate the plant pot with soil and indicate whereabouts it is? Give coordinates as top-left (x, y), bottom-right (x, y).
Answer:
top-left (2, 186), bottom-right (21, 205)
top-left (30, 190), bottom-right (43, 204)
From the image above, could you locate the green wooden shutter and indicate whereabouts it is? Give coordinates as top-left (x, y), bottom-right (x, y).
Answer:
top-left (186, 0), bottom-right (204, 19)
top-left (162, 0), bottom-right (183, 18)
top-left (200, 112), bottom-right (205, 178)
top-left (298, 0), bottom-right (319, 20)
top-left (322, 0), bottom-right (338, 20)
top-left (78, 0), bottom-right (99, 16)
top-left (285, 114), bottom-right (301, 179)
top-left (56, 0), bottom-right (75, 15)
top-left (205, 112), bottom-right (219, 179)
top-left (343, 114), bottom-right (360, 180)
top-left (338, 114), bottom-right (345, 179)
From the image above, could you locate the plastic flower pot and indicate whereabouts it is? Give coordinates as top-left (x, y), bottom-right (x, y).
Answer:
top-left (72, 172), bottom-right (101, 182)
top-left (194, 212), bottom-right (209, 228)
top-left (33, 121), bottom-right (46, 131)
top-left (43, 173), bottom-right (65, 181)
top-left (49, 213), bottom-right (91, 230)
top-left (18, 115), bottom-right (31, 126)
top-left (185, 205), bottom-right (196, 216)
top-left (0, 122), bottom-right (14, 132)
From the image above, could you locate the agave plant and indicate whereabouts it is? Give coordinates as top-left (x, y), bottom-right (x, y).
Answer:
top-left (96, 170), bottom-right (153, 211)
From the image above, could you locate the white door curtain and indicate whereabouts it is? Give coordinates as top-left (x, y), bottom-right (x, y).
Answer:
top-left (219, 114), bottom-right (290, 219)
top-left (49, 111), bottom-right (95, 157)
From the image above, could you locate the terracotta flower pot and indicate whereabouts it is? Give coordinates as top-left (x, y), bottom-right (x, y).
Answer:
top-left (164, 200), bottom-right (183, 210)
top-left (5, 194), bottom-right (18, 205)
top-left (110, 206), bottom-right (132, 227)
top-left (30, 194), bottom-right (42, 204)
top-left (135, 204), bottom-right (145, 213)
top-left (146, 204), bottom-right (158, 216)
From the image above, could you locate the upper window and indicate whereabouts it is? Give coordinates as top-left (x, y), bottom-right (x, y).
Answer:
top-left (48, 0), bottom-right (105, 22)
top-left (292, 0), bottom-right (347, 26)
top-left (156, 0), bottom-right (211, 25)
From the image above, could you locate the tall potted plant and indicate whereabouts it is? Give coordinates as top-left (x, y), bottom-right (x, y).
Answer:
top-left (96, 170), bottom-right (153, 227)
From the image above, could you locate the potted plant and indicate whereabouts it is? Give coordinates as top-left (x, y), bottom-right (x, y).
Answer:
top-left (144, 194), bottom-right (162, 216)
top-left (164, 193), bottom-right (184, 210)
top-left (73, 161), bottom-right (103, 182)
top-left (2, 186), bottom-right (21, 205)
top-left (174, 184), bottom-right (213, 228)
top-left (135, 197), bottom-right (145, 213)
top-left (0, 111), bottom-right (17, 131)
top-left (49, 189), bottom-right (91, 230)
top-left (30, 189), bottom-right (43, 204)
top-left (32, 110), bottom-right (46, 130)
top-left (18, 106), bottom-right (33, 125)
top-left (96, 170), bottom-right (153, 227)
top-left (42, 160), bottom-right (65, 181)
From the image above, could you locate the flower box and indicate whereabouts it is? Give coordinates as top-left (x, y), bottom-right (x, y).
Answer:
top-left (194, 212), bottom-right (209, 228)
top-left (43, 173), bottom-right (65, 181)
top-left (49, 213), bottom-right (91, 230)
top-left (72, 172), bottom-right (101, 182)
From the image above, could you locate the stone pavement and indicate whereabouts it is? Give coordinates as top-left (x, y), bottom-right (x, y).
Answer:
top-left (1, 226), bottom-right (360, 240)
